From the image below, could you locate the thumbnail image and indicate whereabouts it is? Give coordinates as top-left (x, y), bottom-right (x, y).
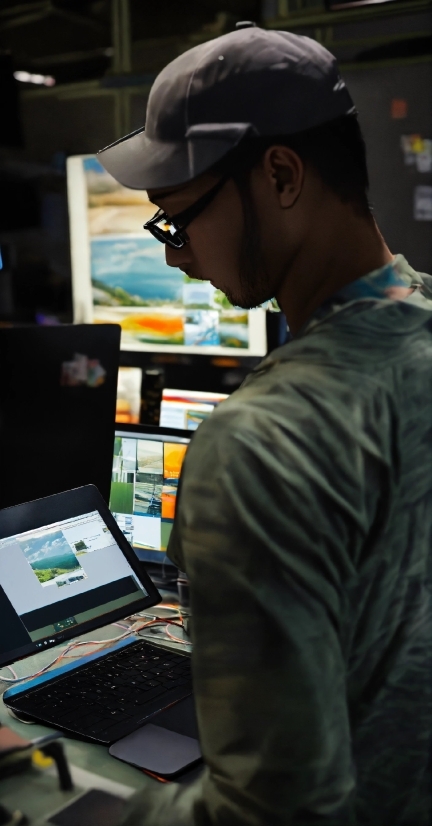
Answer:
top-left (134, 480), bottom-right (162, 517)
top-left (161, 484), bottom-right (177, 521)
top-left (184, 310), bottom-right (220, 346)
top-left (219, 310), bottom-right (249, 348)
top-left (163, 443), bottom-right (188, 481)
top-left (74, 540), bottom-right (88, 554)
top-left (135, 440), bottom-right (163, 517)
top-left (113, 513), bottom-right (134, 546)
top-left (110, 436), bottom-right (137, 515)
top-left (19, 531), bottom-right (86, 588)
top-left (182, 281), bottom-right (216, 308)
top-left (137, 440), bottom-right (163, 474)
top-left (162, 443), bottom-right (188, 520)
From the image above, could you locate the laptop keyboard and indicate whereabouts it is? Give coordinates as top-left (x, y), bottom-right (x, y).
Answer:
top-left (9, 639), bottom-right (192, 744)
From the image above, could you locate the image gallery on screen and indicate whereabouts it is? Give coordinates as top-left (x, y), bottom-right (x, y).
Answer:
top-left (110, 437), bottom-right (187, 554)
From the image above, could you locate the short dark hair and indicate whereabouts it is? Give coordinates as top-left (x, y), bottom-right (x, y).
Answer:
top-left (213, 114), bottom-right (372, 218)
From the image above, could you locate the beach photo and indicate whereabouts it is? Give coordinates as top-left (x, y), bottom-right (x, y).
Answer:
top-left (84, 156), bottom-right (154, 236)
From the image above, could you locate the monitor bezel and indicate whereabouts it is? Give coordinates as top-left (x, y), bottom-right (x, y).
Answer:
top-left (0, 484), bottom-right (161, 670)
top-left (114, 422), bottom-right (191, 441)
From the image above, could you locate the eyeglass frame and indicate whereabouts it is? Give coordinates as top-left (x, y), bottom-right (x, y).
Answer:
top-left (143, 173), bottom-right (231, 249)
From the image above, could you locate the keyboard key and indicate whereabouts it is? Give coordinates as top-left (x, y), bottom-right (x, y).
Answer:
top-left (133, 685), bottom-right (167, 704)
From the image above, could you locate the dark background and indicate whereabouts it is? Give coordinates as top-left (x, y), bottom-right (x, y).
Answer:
top-left (0, 0), bottom-right (431, 390)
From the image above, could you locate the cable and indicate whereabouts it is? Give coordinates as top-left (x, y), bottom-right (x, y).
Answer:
top-left (164, 624), bottom-right (191, 645)
top-left (0, 618), bottom-right (186, 685)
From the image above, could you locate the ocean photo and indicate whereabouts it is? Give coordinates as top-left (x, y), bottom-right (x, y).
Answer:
top-left (91, 235), bottom-right (184, 307)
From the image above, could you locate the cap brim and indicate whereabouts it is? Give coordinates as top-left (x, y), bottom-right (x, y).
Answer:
top-left (97, 127), bottom-right (245, 190)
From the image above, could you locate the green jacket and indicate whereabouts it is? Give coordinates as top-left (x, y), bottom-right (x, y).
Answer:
top-left (121, 256), bottom-right (432, 825)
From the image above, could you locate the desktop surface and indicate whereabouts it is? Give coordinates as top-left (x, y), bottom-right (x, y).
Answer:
top-left (0, 615), bottom-right (194, 825)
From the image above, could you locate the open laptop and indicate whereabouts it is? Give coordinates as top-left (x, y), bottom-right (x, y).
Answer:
top-left (1, 485), bottom-right (192, 745)
top-left (0, 324), bottom-right (120, 509)
top-left (109, 424), bottom-right (191, 583)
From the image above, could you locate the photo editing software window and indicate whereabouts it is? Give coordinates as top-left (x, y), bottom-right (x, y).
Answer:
top-left (67, 155), bottom-right (267, 357)
top-left (110, 433), bottom-right (189, 563)
top-left (0, 511), bottom-right (148, 657)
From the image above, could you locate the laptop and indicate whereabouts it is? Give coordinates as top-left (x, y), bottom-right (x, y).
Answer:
top-left (109, 424), bottom-right (191, 582)
top-left (1, 485), bottom-right (192, 745)
top-left (0, 324), bottom-right (120, 509)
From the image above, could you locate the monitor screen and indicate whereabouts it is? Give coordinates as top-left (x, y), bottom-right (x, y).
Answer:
top-left (67, 155), bottom-right (267, 357)
top-left (159, 387), bottom-right (228, 430)
top-left (110, 428), bottom-right (190, 564)
top-left (0, 509), bottom-right (150, 665)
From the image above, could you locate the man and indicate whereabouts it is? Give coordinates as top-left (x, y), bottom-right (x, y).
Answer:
top-left (99, 24), bottom-right (432, 826)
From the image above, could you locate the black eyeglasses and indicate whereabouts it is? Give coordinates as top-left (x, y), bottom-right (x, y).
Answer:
top-left (144, 174), bottom-right (230, 249)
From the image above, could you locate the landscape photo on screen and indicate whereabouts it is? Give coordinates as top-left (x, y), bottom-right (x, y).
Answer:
top-left (19, 530), bottom-right (87, 588)
top-left (83, 157), bottom-right (250, 350)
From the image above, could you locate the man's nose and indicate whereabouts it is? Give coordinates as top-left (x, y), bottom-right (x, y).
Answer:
top-left (165, 244), bottom-right (191, 270)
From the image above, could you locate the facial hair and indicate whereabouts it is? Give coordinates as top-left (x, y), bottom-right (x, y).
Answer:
top-left (222, 175), bottom-right (280, 310)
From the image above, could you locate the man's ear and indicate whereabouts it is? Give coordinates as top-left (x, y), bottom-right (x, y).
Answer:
top-left (263, 145), bottom-right (304, 208)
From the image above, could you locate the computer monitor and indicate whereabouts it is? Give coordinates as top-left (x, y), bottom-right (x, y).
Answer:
top-left (67, 155), bottom-right (267, 357)
top-left (109, 424), bottom-right (191, 567)
top-left (159, 387), bottom-right (228, 430)
top-left (0, 324), bottom-right (120, 510)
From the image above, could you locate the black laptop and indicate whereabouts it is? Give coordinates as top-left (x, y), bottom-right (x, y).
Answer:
top-left (0, 324), bottom-right (120, 509)
top-left (1, 485), bottom-right (192, 745)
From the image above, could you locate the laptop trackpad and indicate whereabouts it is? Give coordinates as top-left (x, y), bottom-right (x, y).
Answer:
top-left (109, 725), bottom-right (201, 777)
top-left (109, 696), bottom-right (202, 777)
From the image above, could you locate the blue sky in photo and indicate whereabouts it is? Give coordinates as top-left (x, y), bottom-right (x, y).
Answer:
top-left (91, 236), bottom-right (184, 302)
top-left (20, 531), bottom-right (74, 564)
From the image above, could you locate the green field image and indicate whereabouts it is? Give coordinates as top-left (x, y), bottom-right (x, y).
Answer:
top-left (110, 481), bottom-right (134, 514)
top-left (33, 565), bottom-right (80, 584)
top-left (29, 551), bottom-right (82, 584)
top-left (74, 540), bottom-right (88, 553)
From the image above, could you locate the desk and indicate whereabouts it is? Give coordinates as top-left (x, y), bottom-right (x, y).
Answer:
top-left (0, 611), bottom-right (191, 825)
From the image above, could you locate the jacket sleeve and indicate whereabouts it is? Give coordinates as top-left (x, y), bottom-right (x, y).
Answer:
top-left (119, 386), bottom-right (381, 826)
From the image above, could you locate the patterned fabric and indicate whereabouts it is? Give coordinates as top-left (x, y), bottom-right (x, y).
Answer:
top-left (120, 255), bottom-right (432, 826)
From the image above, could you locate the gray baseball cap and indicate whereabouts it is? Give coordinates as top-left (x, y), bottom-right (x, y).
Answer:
top-left (97, 24), bottom-right (355, 191)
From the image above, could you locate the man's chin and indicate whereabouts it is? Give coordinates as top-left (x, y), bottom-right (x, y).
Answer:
top-left (223, 289), bottom-right (272, 310)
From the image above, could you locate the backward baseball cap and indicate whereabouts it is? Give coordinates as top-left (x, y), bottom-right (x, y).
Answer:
top-left (97, 24), bottom-right (355, 191)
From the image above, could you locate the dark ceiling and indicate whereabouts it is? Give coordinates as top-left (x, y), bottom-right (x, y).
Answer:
top-left (0, 0), bottom-right (262, 84)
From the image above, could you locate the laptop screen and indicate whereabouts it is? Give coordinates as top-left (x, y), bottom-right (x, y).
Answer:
top-left (110, 428), bottom-right (190, 564)
top-left (0, 509), bottom-right (149, 664)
